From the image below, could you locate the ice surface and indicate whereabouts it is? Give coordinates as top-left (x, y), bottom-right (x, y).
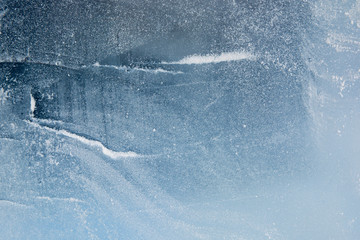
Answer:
top-left (1, 0), bottom-right (360, 239)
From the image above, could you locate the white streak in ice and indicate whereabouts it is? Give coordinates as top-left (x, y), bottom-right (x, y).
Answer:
top-left (25, 120), bottom-right (140, 159)
top-left (30, 93), bottom-right (36, 116)
top-left (162, 51), bottom-right (256, 65)
top-left (36, 196), bottom-right (85, 203)
top-left (0, 200), bottom-right (31, 208)
top-left (31, 117), bottom-right (66, 126)
top-left (92, 62), bottom-right (183, 74)
top-left (0, 57), bottom-right (81, 69)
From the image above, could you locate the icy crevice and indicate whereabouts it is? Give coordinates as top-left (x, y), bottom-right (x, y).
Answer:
top-left (25, 119), bottom-right (140, 159)
top-left (0, 58), bottom-right (82, 69)
top-left (0, 200), bottom-right (32, 208)
top-left (30, 117), bottom-right (66, 126)
top-left (91, 62), bottom-right (184, 74)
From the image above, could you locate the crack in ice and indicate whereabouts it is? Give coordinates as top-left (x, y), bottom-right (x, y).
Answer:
top-left (91, 62), bottom-right (184, 74)
top-left (0, 58), bottom-right (82, 70)
top-left (0, 200), bottom-right (32, 208)
top-left (36, 196), bottom-right (85, 203)
top-left (25, 119), bottom-right (140, 159)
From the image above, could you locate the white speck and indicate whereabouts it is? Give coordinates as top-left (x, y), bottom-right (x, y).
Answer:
top-left (243, 124), bottom-right (247, 128)
top-left (46, 93), bottom-right (54, 100)
top-left (49, 157), bottom-right (59, 166)
top-left (152, 128), bottom-right (156, 132)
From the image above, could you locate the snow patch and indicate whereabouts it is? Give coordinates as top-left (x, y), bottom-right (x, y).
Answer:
top-left (162, 51), bottom-right (256, 65)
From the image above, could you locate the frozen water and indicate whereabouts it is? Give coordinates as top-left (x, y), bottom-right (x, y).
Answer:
top-left (1, 0), bottom-right (360, 239)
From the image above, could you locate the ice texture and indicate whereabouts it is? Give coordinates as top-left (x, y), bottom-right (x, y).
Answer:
top-left (1, 0), bottom-right (359, 239)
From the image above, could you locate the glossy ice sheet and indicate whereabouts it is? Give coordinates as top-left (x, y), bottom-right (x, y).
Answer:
top-left (1, 0), bottom-right (359, 239)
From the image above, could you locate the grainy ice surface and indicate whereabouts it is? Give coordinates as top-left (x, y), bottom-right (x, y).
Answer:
top-left (1, 0), bottom-right (360, 239)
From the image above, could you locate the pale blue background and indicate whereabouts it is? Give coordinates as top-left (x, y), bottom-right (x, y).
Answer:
top-left (1, 0), bottom-right (359, 239)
